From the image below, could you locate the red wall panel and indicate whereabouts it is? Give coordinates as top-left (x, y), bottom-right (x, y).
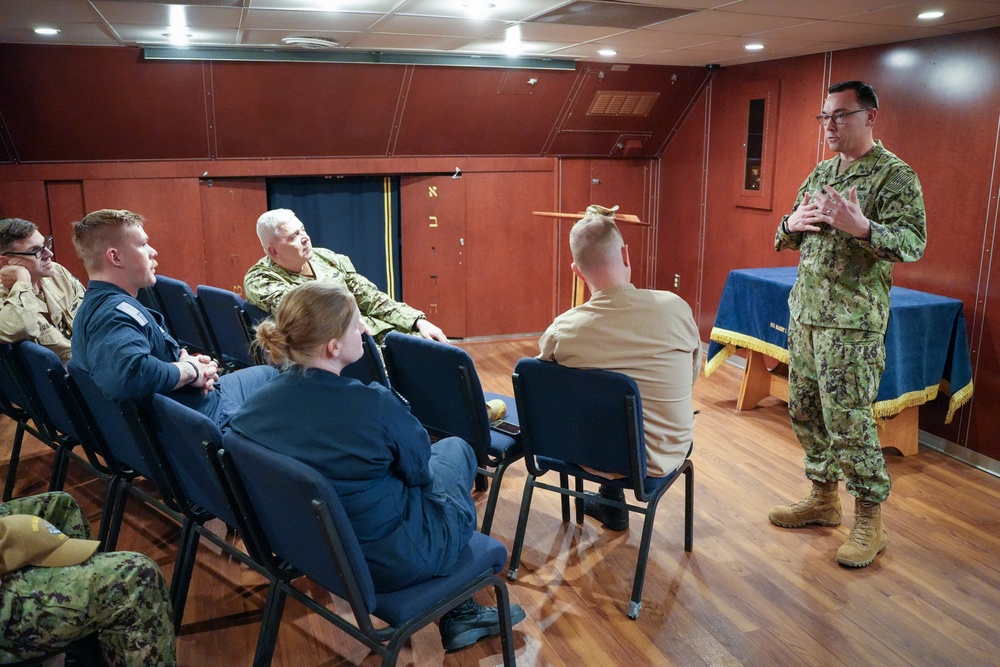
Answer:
top-left (45, 181), bottom-right (87, 282)
top-left (81, 178), bottom-right (207, 287)
top-left (198, 178), bottom-right (268, 294)
top-left (210, 61), bottom-right (407, 158)
top-left (393, 67), bottom-right (577, 157)
top-left (464, 170), bottom-right (558, 337)
top-left (0, 45), bottom-right (211, 162)
top-left (656, 91), bottom-right (708, 321)
top-left (0, 180), bottom-right (49, 231)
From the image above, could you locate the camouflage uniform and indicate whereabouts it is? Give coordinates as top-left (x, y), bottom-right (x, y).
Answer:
top-left (775, 140), bottom-right (926, 504)
top-left (0, 492), bottom-right (176, 666)
top-left (244, 247), bottom-right (424, 342)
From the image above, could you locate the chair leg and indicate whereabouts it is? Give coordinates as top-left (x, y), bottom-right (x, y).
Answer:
top-left (252, 578), bottom-right (287, 667)
top-left (684, 462), bottom-right (694, 552)
top-left (559, 472), bottom-right (570, 522)
top-left (479, 461), bottom-right (512, 536)
top-left (47, 444), bottom-right (73, 493)
top-left (627, 498), bottom-right (662, 621)
top-left (170, 519), bottom-right (202, 633)
top-left (2, 422), bottom-right (26, 501)
top-left (474, 470), bottom-right (488, 493)
top-left (100, 477), bottom-right (130, 552)
top-left (574, 477), bottom-right (585, 524)
top-left (492, 577), bottom-right (517, 667)
top-left (507, 474), bottom-right (537, 581)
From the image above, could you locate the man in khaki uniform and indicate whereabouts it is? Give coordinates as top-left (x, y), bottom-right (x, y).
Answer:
top-left (537, 208), bottom-right (701, 530)
top-left (0, 218), bottom-right (85, 361)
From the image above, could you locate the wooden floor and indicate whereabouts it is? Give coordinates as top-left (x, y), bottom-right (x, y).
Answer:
top-left (4, 337), bottom-right (1000, 666)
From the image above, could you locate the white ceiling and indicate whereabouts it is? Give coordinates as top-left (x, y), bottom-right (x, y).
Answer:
top-left (1, 0), bottom-right (998, 67)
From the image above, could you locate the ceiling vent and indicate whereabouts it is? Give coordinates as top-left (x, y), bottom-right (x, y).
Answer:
top-left (530, 1), bottom-right (696, 29)
top-left (587, 91), bottom-right (659, 116)
top-left (281, 36), bottom-right (341, 49)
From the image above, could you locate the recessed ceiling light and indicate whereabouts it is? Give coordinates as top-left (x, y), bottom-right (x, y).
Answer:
top-left (745, 43), bottom-right (764, 51)
top-left (462, 0), bottom-right (496, 17)
top-left (918, 10), bottom-right (944, 20)
top-left (598, 49), bottom-right (617, 57)
top-left (34, 27), bottom-right (60, 36)
top-left (281, 36), bottom-right (341, 49)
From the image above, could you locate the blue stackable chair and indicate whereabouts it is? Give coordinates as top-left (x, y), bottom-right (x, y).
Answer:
top-left (6, 342), bottom-right (108, 498)
top-left (508, 358), bottom-right (694, 620)
top-left (65, 361), bottom-right (178, 551)
top-left (382, 332), bottom-right (522, 535)
top-left (216, 430), bottom-right (518, 667)
top-left (341, 331), bottom-right (391, 388)
top-left (123, 394), bottom-right (270, 631)
top-left (196, 284), bottom-right (257, 370)
top-left (0, 343), bottom-right (60, 500)
top-left (152, 275), bottom-right (214, 355)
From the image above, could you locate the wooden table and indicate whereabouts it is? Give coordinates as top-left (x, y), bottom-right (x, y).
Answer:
top-left (706, 268), bottom-right (974, 456)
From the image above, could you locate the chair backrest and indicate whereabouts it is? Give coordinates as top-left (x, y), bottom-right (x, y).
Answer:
top-left (153, 275), bottom-right (212, 354)
top-left (11, 341), bottom-right (78, 441)
top-left (66, 360), bottom-right (155, 480)
top-left (242, 300), bottom-right (270, 326)
top-left (341, 332), bottom-right (390, 388)
top-left (0, 343), bottom-right (28, 416)
top-left (219, 429), bottom-right (378, 614)
top-left (512, 358), bottom-right (646, 483)
top-left (130, 394), bottom-right (238, 528)
top-left (196, 284), bottom-right (255, 368)
top-left (382, 331), bottom-right (490, 455)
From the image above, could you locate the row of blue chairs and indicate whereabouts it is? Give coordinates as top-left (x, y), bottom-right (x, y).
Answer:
top-left (139, 276), bottom-right (264, 371)
top-left (1, 292), bottom-right (696, 661)
top-left (0, 339), bottom-right (518, 666)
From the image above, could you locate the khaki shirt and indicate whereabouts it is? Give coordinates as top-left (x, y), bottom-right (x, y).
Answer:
top-left (0, 263), bottom-right (84, 361)
top-left (538, 284), bottom-right (701, 477)
top-left (244, 247), bottom-right (423, 340)
top-left (775, 141), bottom-right (927, 333)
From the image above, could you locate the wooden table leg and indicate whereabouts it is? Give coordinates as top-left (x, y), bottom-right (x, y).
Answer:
top-left (737, 348), bottom-right (920, 456)
top-left (876, 405), bottom-right (920, 456)
top-left (738, 350), bottom-right (788, 410)
top-left (738, 350), bottom-right (770, 410)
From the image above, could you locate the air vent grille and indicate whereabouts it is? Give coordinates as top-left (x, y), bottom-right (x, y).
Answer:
top-left (588, 91), bottom-right (659, 116)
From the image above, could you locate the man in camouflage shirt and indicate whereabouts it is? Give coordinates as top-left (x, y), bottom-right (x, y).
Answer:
top-left (245, 209), bottom-right (447, 343)
top-left (770, 80), bottom-right (926, 568)
top-left (0, 492), bottom-right (176, 665)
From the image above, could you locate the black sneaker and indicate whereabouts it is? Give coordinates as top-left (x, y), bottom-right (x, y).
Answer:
top-left (582, 489), bottom-right (629, 531)
top-left (439, 598), bottom-right (527, 651)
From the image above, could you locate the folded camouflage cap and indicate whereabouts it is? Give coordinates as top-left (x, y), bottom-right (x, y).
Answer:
top-left (0, 514), bottom-right (99, 575)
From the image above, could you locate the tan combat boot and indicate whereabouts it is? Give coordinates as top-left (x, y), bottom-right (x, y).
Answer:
top-left (836, 499), bottom-right (888, 567)
top-left (768, 481), bottom-right (842, 528)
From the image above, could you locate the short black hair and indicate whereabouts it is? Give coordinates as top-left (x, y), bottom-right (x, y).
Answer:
top-left (0, 218), bottom-right (38, 254)
top-left (828, 80), bottom-right (879, 110)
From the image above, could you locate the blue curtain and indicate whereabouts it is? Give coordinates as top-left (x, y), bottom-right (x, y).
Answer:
top-left (266, 176), bottom-right (402, 298)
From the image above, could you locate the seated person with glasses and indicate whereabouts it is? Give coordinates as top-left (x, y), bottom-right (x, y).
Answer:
top-left (230, 282), bottom-right (526, 652)
top-left (0, 218), bottom-right (85, 361)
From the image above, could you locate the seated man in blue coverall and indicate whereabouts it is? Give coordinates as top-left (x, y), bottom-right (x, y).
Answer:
top-left (70, 209), bottom-right (275, 427)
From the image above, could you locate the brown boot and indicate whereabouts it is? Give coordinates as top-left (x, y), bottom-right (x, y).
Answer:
top-left (768, 481), bottom-right (842, 528)
top-left (837, 499), bottom-right (888, 567)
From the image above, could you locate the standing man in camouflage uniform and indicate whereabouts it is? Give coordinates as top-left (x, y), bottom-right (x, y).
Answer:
top-left (0, 491), bottom-right (176, 665)
top-left (770, 80), bottom-right (926, 568)
top-left (245, 209), bottom-right (447, 343)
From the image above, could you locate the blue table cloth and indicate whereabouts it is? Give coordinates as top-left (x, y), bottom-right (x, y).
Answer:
top-left (705, 267), bottom-right (974, 423)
